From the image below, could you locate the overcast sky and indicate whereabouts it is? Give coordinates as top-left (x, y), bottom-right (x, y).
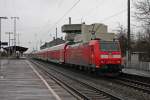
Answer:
top-left (0, 0), bottom-right (132, 52)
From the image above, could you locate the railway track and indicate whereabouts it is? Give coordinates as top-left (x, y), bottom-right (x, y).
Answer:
top-left (120, 73), bottom-right (150, 84)
top-left (30, 59), bottom-right (122, 100)
top-left (113, 76), bottom-right (150, 94)
top-left (30, 59), bottom-right (150, 100)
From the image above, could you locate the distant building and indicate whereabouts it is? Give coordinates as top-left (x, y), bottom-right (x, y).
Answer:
top-left (62, 23), bottom-right (116, 43)
top-left (40, 37), bottom-right (65, 50)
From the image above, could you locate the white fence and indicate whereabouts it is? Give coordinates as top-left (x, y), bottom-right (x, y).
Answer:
top-left (126, 61), bottom-right (150, 71)
top-left (124, 53), bottom-right (150, 71)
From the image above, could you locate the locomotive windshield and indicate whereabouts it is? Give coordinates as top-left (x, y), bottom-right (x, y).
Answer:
top-left (100, 41), bottom-right (119, 51)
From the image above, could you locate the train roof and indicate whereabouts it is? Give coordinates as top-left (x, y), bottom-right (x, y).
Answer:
top-left (47, 43), bottom-right (66, 51)
top-left (34, 43), bottom-right (66, 53)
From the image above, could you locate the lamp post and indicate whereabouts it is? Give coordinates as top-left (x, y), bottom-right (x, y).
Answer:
top-left (5, 32), bottom-right (13, 56)
top-left (0, 17), bottom-right (7, 77)
top-left (127, 0), bottom-right (131, 65)
top-left (17, 33), bottom-right (20, 46)
top-left (11, 17), bottom-right (19, 56)
top-left (10, 39), bottom-right (14, 46)
top-left (0, 17), bottom-right (8, 54)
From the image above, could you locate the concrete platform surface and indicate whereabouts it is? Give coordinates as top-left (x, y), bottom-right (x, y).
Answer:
top-left (0, 59), bottom-right (76, 100)
top-left (122, 68), bottom-right (150, 78)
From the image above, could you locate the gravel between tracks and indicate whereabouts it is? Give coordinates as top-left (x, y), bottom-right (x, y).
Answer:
top-left (31, 59), bottom-right (150, 100)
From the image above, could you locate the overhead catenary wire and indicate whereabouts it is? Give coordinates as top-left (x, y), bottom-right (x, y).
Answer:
top-left (93, 9), bottom-right (127, 33)
top-left (41, 6), bottom-right (131, 43)
top-left (38, 0), bottom-right (81, 42)
top-left (33, 0), bottom-right (81, 44)
top-left (49, 0), bottom-right (81, 31)
top-left (94, 7), bottom-right (134, 33)
top-left (81, 0), bottom-right (106, 22)
top-left (39, 0), bottom-right (125, 39)
top-left (37, 1), bottom-right (134, 47)
top-left (41, 0), bottom-right (106, 34)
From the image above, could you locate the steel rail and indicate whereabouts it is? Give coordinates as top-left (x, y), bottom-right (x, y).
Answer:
top-left (109, 77), bottom-right (150, 94)
top-left (30, 59), bottom-right (122, 100)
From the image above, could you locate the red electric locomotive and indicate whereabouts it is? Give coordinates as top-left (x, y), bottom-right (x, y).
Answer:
top-left (65, 40), bottom-right (122, 74)
top-left (32, 39), bottom-right (122, 75)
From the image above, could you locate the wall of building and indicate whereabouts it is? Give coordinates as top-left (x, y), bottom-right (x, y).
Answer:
top-left (74, 23), bottom-right (115, 42)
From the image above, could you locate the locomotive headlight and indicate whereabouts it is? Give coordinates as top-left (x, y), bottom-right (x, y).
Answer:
top-left (112, 55), bottom-right (121, 58)
top-left (101, 55), bottom-right (108, 58)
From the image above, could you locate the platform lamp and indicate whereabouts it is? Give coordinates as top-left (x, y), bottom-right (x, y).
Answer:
top-left (5, 32), bottom-right (13, 56)
top-left (0, 17), bottom-right (8, 77)
top-left (11, 17), bottom-right (19, 56)
top-left (0, 17), bottom-right (8, 56)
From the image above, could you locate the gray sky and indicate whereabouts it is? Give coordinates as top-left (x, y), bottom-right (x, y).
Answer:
top-left (0, 0), bottom-right (129, 52)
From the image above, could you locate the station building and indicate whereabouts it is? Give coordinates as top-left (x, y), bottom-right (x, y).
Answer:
top-left (62, 23), bottom-right (116, 42)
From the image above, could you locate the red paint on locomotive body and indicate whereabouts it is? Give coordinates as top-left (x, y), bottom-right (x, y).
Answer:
top-left (99, 41), bottom-right (122, 66)
top-left (32, 40), bottom-right (122, 74)
top-left (65, 42), bottom-right (91, 67)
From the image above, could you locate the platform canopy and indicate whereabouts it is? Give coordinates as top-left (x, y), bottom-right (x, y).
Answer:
top-left (3, 46), bottom-right (28, 53)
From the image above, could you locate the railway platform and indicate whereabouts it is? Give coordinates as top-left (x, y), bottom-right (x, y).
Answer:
top-left (0, 58), bottom-right (76, 100)
top-left (122, 68), bottom-right (150, 78)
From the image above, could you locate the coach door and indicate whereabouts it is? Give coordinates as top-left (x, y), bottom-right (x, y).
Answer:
top-left (59, 50), bottom-right (63, 64)
top-left (90, 45), bottom-right (95, 66)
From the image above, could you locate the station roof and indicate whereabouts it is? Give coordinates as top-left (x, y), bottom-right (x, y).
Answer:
top-left (4, 46), bottom-right (28, 52)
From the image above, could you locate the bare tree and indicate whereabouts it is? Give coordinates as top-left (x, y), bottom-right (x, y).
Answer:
top-left (116, 24), bottom-right (127, 56)
top-left (134, 0), bottom-right (150, 25)
top-left (133, 0), bottom-right (150, 61)
top-left (134, 0), bottom-right (150, 37)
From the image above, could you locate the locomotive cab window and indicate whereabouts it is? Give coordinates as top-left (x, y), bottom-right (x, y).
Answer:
top-left (100, 41), bottom-right (119, 51)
